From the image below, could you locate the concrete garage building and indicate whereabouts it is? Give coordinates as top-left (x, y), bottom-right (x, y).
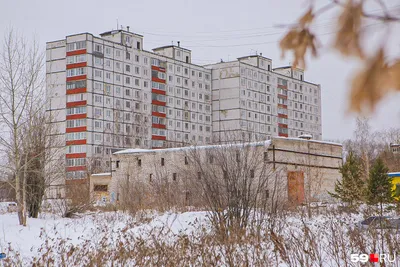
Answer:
top-left (91, 137), bottom-right (342, 206)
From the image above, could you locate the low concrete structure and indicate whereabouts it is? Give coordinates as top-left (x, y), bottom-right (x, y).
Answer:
top-left (94, 137), bottom-right (342, 207)
top-left (90, 173), bottom-right (112, 205)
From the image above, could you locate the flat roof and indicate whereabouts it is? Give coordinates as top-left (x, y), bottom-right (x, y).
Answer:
top-left (100, 29), bottom-right (143, 37)
top-left (114, 140), bottom-right (271, 155)
top-left (237, 54), bottom-right (272, 61)
top-left (153, 45), bottom-right (191, 52)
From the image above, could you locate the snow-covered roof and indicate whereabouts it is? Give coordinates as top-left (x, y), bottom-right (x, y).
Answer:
top-left (114, 140), bottom-right (272, 155)
top-left (91, 172), bottom-right (112, 176)
top-left (273, 136), bottom-right (342, 146)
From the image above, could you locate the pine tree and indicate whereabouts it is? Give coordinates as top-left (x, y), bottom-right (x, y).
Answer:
top-left (329, 152), bottom-right (364, 205)
top-left (366, 158), bottom-right (393, 205)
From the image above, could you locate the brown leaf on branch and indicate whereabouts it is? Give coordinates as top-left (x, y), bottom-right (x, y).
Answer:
top-left (280, 8), bottom-right (317, 69)
top-left (387, 60), bottom-right (400, 90)
top-left (334, 0), bottom-right (364, 58)
top-left (299, 8), bottom-right (314, 27)
top-left (280, 29), bottom-right (318, 69)
top-left (349, 49), bottom-right (390, 113)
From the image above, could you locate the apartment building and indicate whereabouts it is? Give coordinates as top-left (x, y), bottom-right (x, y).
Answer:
top-left (46, 29), bottom-right (212, 181)
top-left (46, 29), bottom-right (323, 187)
top-left (205, 55), bottom-right (322, 142)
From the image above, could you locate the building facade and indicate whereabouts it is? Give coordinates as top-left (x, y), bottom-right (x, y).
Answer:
top-left (46, 29), bottom-right (322, 187)
top-left (46, 30), bottom-right (213, 181)
top-left (206, 56), bottom-right (322, 142)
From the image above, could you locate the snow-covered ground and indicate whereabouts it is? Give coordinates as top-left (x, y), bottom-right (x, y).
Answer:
top-left (0, 205), bottom-right (399, 266)
top-left (0, 210), bottom-right (209, 263)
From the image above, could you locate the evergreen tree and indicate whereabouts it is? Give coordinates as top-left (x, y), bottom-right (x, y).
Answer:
top-left (366, 158), bottom-right (393, 205)
top-left (329, 152), bottom-right (364, 205)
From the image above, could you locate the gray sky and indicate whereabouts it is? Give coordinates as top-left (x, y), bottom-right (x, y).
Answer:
top-left (2, 0), bottom-right (400, 141)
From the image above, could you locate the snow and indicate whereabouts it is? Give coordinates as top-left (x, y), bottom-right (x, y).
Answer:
top-left (273, 136), bottom-right (343, 146)
top-left (91, 172), bottom-right (111, 176)
top-left (114, 140), bottom-right (271, 155)
top-left (388, 172), bottom-right (400, 176)
top-left (0, 210), bottom-right (209, 262)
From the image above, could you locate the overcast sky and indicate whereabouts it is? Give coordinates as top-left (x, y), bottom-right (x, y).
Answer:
top-left (2, 0), bottom-right (400, 141)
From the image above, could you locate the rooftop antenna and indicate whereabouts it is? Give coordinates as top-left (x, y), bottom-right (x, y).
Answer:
top-left (116, 19), bottom-right (119, 30)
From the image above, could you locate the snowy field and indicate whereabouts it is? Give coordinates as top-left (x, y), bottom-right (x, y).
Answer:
top-left (0, 204), bottom-right (399, 266)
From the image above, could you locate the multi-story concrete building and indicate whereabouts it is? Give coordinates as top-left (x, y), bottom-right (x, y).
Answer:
top-left (46, 29), bottom-right (322, 186)
top-left (206, 55), bottom-right (322, 142)
top-left (46, 29), bottom-right (212, 180)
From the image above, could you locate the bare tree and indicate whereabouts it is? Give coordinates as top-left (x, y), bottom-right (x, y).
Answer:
top-left (0, 29), bottom-right (45, 225)
top-left (183, 133), bottom-right (284, 237)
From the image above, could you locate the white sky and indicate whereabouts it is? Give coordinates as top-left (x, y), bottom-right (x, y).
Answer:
top-left (1, 0), bottom-right (400, 141)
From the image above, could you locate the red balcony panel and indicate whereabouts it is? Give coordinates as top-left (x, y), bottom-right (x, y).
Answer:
top-left (66, 153), bottom-right (86, 159)
top-left (152, 135), bottom-right (166, 141)
top-left (152, 77), bottom-right (166, 83)
top-left (278, 123), bottom-right (288, 128)
top-left (66, 166), bottom-right (87, 172)
top-left (66, 139), bottom-right (86, 146)
top-left (277, 84), bottom-right (288, 90)
top-left (66, 49), bottom-right (87, 56)
top-left (152, 100), bottom-right (166, 106)
top-left (67, 100), bottom-right (87, 108)
top-left (152, 124), bottom-right (166, 129)
top-left (66, 88), bottom-right (86, 94)
top-left (278, 133), bottom-right (289, 137)
top-left (152, 111), bottom-right (166, 118)
top-left (278, 104), bottom-right (288, 109)
top-left (66, 126), bottom-right (87, 133)
top-left (278, 94), bottom-right (288, 100)
top-left (278, 113), bottom-right (288, 119)
top-left (66, 62), bottom-right (87, 69)
top-left (151, 89), bottom-right (166, 95)
top-left (66, 75), bottom-right (86, 82)
top-left (66, 114), bottom-right (86, 120)
top-left (151, 65), bottom-right (166, 72)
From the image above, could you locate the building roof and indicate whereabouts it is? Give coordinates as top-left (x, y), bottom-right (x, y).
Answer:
top-left (237, 54), bottom-right (272, 61)
top-left (388, 172), bottom-right (400, 177)
top-left (91, 172), bottom-right (112, 176)
top-left (114, 140), bottom-right (272, 155)
top-left (273, 66), bottom-right (304, 71)
top-left (99, 29), bottom-right (143, 37)
top-left (153, 45), bottom-right (191, 52)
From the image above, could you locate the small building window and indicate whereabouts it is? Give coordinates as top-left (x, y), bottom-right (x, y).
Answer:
top-left (161, 157), bottom-right (165, 166)
top-left (138, 159), bottom-right (142, 166)
top-left (184, 157), bottom-right (188, 165)
top-left (172, 173), bottom-right (177, 181)
top-left (149, 173), bottom-right (153, 182)
top-left (264, 152), bottom-right (269, 162)
top-left (116, 160), bottom-right (120, 168)
top-left (250, 169), bottom-right (255, 178)
top-left (94, 185), bottom-right (108, 192)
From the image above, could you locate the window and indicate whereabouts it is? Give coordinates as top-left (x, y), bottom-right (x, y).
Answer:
top-left (250, 169), bottom-right (255, 178)
top-left (126, 52), bottom-right (131, 60)
top-left (66, 41), bottom-right (86, 51)
top-left (66, 119), bottom-right (86, 128)
top-left (161, 157), bottom-right (165, 166)
top-left (67, 54), bottom-right (86, 64)
top-left (67, 80), bottom-right (86, 90)
top-left (184, 157), bottom-right (188, 165)
top-left (66, 67), bottom-right (86, 77)
top-left (138, 159), bottom-right (142, 166)
top-left (264, 152), bottom-right (269, 162)
top-left (172, 173), bottom-right (177, 181)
